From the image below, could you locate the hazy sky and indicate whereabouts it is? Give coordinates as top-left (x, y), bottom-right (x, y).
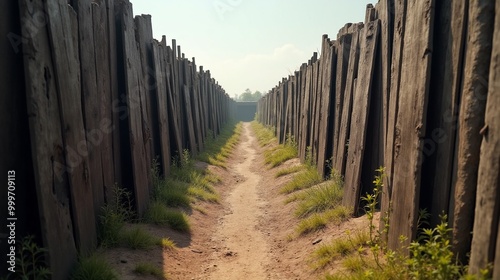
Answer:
top-left (132, 0), bottom-right (373, 98)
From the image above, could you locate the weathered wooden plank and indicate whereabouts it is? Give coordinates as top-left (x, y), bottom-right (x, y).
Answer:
top-left (365, 4), bottom-right (377, 23)
top-left (46, 0), bottom-right (97, 253)
top-left (342, 20), bottom-right (380, 214)
top-left (299, 64), bottom-right (313, 162)
top-left (334, 27), bottom-right (361, 176)
top-left (107, 0), bottom-right (122, 191)
top-left (415, 0), bottom-right (468, 259)
top-left (183, 83), bottom-right (198, 154)
top-left (381, 0), bottom-right (407, 233)
top-left (332, 26), bottom-right (352, 164)
top-left (317, 37), bottom-right (337, 177)
top-left (375, 0), bottom-right (393, 174)
top-left (74, 0), bottom-right (105, 219)
top-left (311, 61), bottom-right (322, 166)
top-left (0, 0), bottom-right (38, 271)
top-left (152, 40), bottom-right (171, 176)
top-left (165, 43), bottom-right (183, 156)
top-left (92, 0), bottom-right (115, 200)
top-left (19, 0), bottom-right (78, 277)
top-left (466, 0), bottom-right (497, 274)
top-left (191, 59), bottom-right (204, 152)
top-left (117, 0), bottom-right (150, 216)
top-left (135, 15), bottom-right (155, 174)
top-left (388, 0), bottom-right (435, 251)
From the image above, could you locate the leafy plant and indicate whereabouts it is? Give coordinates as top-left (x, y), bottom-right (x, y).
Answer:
top-left (11, 235), bottom-right (51, 280)
top-left (99, 184), bottom-right (134, 247)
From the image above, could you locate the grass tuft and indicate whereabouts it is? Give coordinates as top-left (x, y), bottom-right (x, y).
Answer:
top-left (295, 182), bottom-right (343, 218)
top-left (144, 201), bottom-right (190, 232)
top-left (296, 213), bottom-right (328, 235)
top-left (280, 166), bottom-right (322, 194)
top-left (120, 227), bottom-right (160, 250)
top-left (312, 231), bottom-right (369, 269)
top-left (133, 263), bottom-right (166, 279)
top-left (275, 165), bottom-right (303, 178)
top-left (158, 237), bottom-right (176, 249)
top-left (71, 254), bottom-right (118, 280)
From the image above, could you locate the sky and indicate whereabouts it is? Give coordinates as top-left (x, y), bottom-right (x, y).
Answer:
top-left (132, 0), bottom-right (374, 98)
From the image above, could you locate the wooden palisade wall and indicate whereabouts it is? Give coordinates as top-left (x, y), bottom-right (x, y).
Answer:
top-left (0, 0), bottom-right (235, 278)
top-left (257, 0), bottom-right (499, 275)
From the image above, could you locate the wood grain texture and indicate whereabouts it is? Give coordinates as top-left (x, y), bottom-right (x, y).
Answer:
top-left (46, 0), bottom-right (97, 252)
top-left (452, 0), bottom-right (494, 265)
top-left (388, 0), bottom-right (435, 251)
top-left (381, 0), bottom-right (407, 233)
top-left (75, 0), bottom-right (105, 218)
top-left (92, 0), bottom-right (115, 200)
top-left (467, 0), bottom-right (498, 273)
top-left (334, 26), bottom-right (361, 176)
top-left (19, 0), bottom-right (78, 277)
top-left (342, 20), bottom-right (380, 214)
top-left (117, 0), bottom-right (149, 216)
top-left (152, 41), bottom-right (171, 175)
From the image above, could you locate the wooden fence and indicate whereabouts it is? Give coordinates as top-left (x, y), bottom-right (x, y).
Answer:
top-left (257, 0), bottom-right (499, 275)
top-left (1, 0), bottom-right (234, 278)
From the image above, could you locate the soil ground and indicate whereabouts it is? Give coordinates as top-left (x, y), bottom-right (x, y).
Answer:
top-left (106, 122), bottom-right (373, 279)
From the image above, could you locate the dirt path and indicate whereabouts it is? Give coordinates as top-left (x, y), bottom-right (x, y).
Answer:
top-left (204, 123), bottom-right (272, 279)
top-left (156, 122), bottom-right (373, 280)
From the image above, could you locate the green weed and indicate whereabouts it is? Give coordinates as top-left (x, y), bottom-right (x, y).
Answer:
top-left (11, 235), bottom-right (51, 280)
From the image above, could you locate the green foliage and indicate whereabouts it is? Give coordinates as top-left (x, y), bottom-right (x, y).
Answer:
top-left (323, 167), bottom-right (488, 279)
top-left (11, 235), bottom-right (51, 280)
top-left (99, 185), bottom-right (134, 247)
top-left (236, 88), bottom-right (263, 101)
top-left (71, 254), bottom-right (118, 280)
top-left (406, 214), bottom-right (462, 279)
top-left (120, 227), bottom-right (160, 250)
top-left (133, 263), bottom-right (167, 279)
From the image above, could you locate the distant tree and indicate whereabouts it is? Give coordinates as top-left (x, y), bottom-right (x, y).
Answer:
top-left (239, 88), bottom-right (254, 101)
top-left (238, 88), bottom-right (262, 101)
top-left (253, 90), bottom-right (262, 100)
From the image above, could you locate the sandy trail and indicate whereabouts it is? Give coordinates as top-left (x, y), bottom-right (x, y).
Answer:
top-left (205, 123), bottom-right (271, 280)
